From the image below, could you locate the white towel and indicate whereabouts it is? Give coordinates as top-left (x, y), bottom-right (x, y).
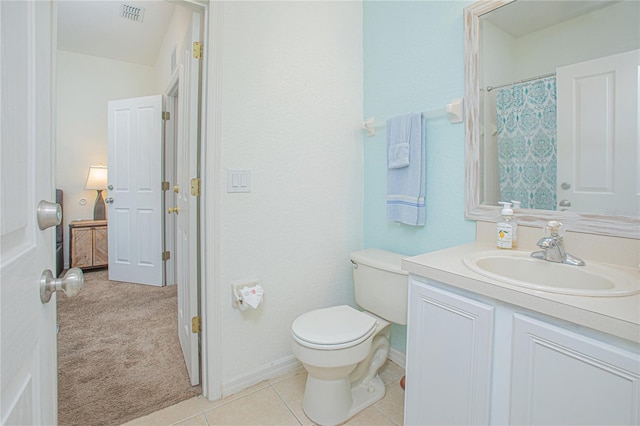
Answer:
top-left (386, 113), bottom-right (425, 226)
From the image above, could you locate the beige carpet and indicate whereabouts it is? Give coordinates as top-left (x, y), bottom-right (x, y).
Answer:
top-left (57, 269), bottom-right (200, 426)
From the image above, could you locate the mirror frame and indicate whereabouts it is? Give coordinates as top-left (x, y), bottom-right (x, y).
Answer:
top-left (464, 0), bottom-right (640, 239)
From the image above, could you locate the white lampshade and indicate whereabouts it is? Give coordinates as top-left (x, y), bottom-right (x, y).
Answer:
top-left (85, 166), bottom-right (108, 190)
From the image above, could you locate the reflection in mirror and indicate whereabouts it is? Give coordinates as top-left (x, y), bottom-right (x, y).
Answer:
top-left (464, 0), bottom-right (640, 238)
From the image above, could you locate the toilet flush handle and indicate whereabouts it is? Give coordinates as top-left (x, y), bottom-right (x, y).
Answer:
top-left (351, 260), bottom-right (358, 269)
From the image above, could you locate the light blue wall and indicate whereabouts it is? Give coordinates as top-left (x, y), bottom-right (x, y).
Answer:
top-left (363, 1), bottom-right (476, 352)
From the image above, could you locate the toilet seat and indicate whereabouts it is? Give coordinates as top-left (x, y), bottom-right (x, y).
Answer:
top-left (292, 305), bottom-right (377, 350)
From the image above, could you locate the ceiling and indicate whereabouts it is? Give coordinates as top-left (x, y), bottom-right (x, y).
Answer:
top-left (482, 0), bottom-right (620, 38)
top-left (57, 1), bottom-right (176, 66)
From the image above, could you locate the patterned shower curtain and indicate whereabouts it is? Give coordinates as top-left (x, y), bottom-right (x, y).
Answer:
top-left (496, 75), bottom-right (557, 210)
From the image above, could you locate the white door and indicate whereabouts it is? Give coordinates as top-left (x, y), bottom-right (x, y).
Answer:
top-left (107, 95), bottom-right (164, 286)
top-left (1, 1), bottom-right (57, 424)
top-left (557, 50), bottom-right (639, 215)
top-left (174, 11), bottom-right (202, 386)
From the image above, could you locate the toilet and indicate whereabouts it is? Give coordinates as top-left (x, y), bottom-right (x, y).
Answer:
top-left (291, 249), bottom-right (408, 425)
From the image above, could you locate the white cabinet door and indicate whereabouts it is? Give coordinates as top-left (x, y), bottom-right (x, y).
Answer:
top-left (405, 279), bottom-right (494, 426)
top-left (511, 314), bottom-right (640, 425)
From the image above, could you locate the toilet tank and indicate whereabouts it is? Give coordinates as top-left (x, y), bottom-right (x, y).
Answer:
top-left (350, 249), bottom-right (409, 325)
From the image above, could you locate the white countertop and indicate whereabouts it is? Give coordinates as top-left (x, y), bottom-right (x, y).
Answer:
top-left (402, 242), bottom-right (640, 344)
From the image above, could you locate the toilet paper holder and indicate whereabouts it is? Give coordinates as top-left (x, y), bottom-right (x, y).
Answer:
top-left (231, 279), bottom-right (264, 311)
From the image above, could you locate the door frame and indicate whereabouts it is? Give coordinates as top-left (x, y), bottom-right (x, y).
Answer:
top-left (201, 0), bottom-right (223, 401)
top-left (177, 0), bottom-right (223, 400)
top-left (49, 0), bottom-right (221, 404)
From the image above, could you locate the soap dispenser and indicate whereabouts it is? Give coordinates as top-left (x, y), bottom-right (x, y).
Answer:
top-left (497, 202), bottom-right (518, 249)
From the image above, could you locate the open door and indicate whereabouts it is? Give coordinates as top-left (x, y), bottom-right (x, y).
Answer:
top-left (107, 95), bottom-right (164, 286)
top-left (173, 10), bottom-right (203, 386)
top-left (556, 50), bottom-right (639, 215)
top-left (1, 1), bottom-right (58, 423)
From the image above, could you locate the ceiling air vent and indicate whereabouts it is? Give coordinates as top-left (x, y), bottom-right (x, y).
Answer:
top-left (119, 4), bottom-right (145, 23)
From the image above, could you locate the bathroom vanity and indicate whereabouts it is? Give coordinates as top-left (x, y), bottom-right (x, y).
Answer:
top-left (402, 242), bottom-right (640, 425)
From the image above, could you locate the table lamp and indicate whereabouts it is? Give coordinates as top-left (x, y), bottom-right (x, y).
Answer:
top-left (85, 166), bottom-right (108, 220)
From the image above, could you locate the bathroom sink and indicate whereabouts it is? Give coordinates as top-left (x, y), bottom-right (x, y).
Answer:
top-left (462, 250), bottom-right (639, 297)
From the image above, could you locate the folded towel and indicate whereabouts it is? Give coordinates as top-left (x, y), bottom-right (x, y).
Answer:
top-left (386, 112), bottom-right (425, 226)
top-left (388, 143), bottom-right (410, 169)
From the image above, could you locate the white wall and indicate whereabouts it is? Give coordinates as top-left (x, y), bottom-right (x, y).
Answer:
top-left (154, 4), bottom-right (193, 92)
top-left (56, 51), bottom-right (157, 268)
top-left (213, 1), bottom-right (364, 389)
top-left (515, 1), bottom-right (639, 78)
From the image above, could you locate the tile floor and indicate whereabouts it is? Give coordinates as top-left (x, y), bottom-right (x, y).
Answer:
top-left (123, 361), bottom-right (405, 426)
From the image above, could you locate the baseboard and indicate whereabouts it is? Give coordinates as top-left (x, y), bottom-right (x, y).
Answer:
top-left (221, 349), bottom-right (405, 399)
top-left (221, 354), bottom-right (302, 397)
top-left (388, 347), bottom-right (406, 369)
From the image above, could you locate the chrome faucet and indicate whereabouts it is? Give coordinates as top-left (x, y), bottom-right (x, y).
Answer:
top-left (531, 221), bottom-right (585, 266)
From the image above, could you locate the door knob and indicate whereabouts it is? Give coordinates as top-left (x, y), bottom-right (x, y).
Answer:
top-left (168, 207), bottom-right (179, 214)
top-left (37, 200), bottom-right (62, 230)
top-left (40, 268), bottom-right (84, 304)
top-left (105, 197), bottom-right (114, 204)
top-left (108, 184), bottom-right (114, 190)
top-left (559, 199), bottom-right (571, 207)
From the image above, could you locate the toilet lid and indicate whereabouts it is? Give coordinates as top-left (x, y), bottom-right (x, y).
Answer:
top-left (291, 305), bottom-right (377, 349)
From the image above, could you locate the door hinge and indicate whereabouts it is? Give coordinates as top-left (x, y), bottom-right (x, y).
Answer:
top-left (161, 181), bottom-right (170, 191)
top-left (162, 111), bottom-right (170, 121)
top-left (193, 42), bottom-right (203, 59)
top-left (162, 251), bottom-right (171, 261)
top-left (190, 178), bottom-right (200, 197)
top-left (191, 316), bottom-right (201, 333)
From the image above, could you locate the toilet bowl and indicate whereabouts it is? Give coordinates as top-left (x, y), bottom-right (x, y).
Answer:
top-left (291, 249), bottom-right (408, 426)
top-left (292, 305), bottom-right (391, 426)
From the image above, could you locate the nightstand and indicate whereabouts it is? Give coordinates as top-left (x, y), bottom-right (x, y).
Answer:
top-left (69, 219), bottom-right (108, 269)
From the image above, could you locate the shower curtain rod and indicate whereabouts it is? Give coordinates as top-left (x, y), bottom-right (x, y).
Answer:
top-left (485, 72), bottom-right (556, 92)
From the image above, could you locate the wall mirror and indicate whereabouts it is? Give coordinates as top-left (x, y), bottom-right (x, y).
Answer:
top-left (464, 0), bottom-right (639, 238)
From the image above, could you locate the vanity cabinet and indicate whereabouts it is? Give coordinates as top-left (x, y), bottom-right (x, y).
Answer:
top-left (405, 279), bottom-right (494, 425)
top-left (510, 314), bottom-right (640, 425)
top-left (405, 276), bottom-right (640, 426)
top-left (69, 220), bottom-right (108, 269)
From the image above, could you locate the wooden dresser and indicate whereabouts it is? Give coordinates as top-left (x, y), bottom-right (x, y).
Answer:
top-left (69, 219), bottom-right (108, 269)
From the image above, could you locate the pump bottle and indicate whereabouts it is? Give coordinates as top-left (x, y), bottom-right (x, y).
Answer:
top-left (497, 202), bottom-right (518, 249)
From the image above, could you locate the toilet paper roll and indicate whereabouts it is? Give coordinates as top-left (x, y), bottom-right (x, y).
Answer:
top-left (240, 284), bottom-right (264, 309)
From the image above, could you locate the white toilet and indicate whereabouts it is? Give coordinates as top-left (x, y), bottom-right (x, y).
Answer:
top-left (291, 249), bottom-right (408, 425)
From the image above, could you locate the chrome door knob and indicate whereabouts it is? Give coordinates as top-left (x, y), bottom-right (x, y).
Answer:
top-left (105, 197), bottom-right (114, 204)
top-left (40, 268), bottom-right (84, 304)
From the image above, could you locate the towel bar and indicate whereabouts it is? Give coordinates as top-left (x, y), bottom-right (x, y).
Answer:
top-left (362, 98), bottom-right (464, 136)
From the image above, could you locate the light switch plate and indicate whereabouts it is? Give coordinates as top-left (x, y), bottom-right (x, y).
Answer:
top-left (227, 169), bottom-right (251, 193)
